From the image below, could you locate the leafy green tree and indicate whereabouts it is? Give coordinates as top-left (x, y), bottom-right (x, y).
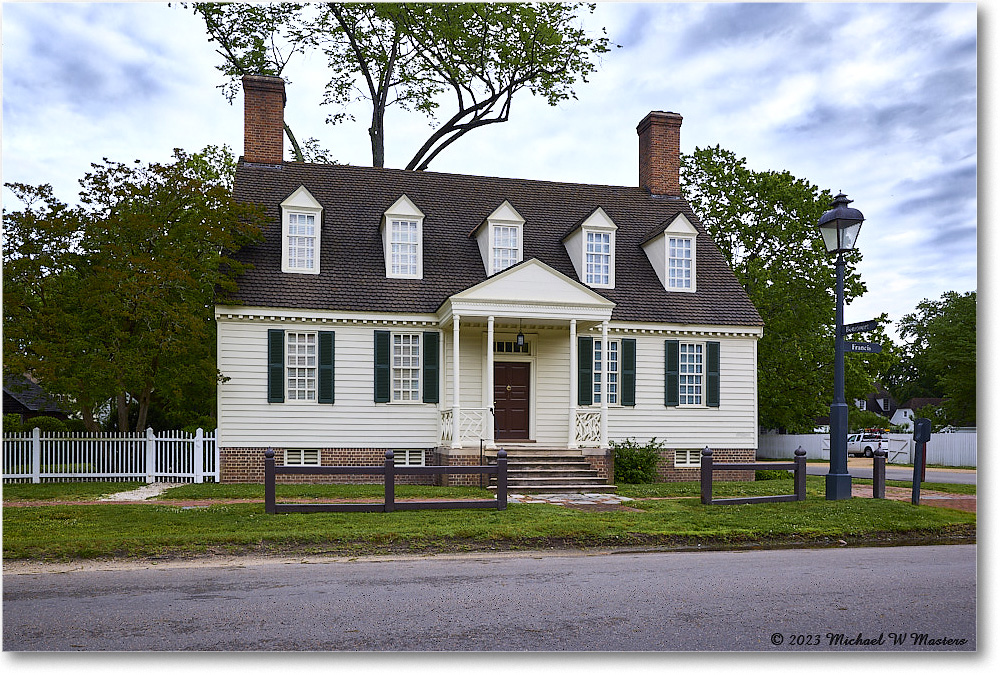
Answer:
top-left (680, 145), bottom-right (892, 432)
top-left (890, 291), bottom-right (976, 426)
top-left (3, 147), bottom-right (265, 431)
top-left (191, 2), bottom-right (612, 168)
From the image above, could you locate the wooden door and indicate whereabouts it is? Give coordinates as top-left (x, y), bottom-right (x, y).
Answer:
top-left (494, 362), bottom-right (530, 440)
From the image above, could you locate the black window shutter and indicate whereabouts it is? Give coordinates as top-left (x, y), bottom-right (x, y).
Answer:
top-left (578, 336), bottom-right (593, 406)
top-left (621, 338), bottom-right (637, 407)
top-left (706, 341), bottom-right (720, 408)
top-left (318, 331), bottom-right (335, 404)
top-left (267, 329), bottom-right (284, 403)
top-left (665, 339), bottom-right (679, 407)
top-left (374, 330), bottom-right (391, 403)
top-left (423, 332), bottom-right (440, 403)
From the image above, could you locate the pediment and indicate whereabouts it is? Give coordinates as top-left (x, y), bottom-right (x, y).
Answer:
top-left (450, 259), bottom-right (614, 307)
top-left (281, 185), bottom-right (322, 210)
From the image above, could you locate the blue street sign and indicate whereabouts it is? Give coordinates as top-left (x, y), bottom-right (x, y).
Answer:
top-left (846, 341), bottom-right (882, 354)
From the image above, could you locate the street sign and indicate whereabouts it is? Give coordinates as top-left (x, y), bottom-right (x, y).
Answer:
top-left (843, 319), bottom-right (879, 335)
top-left (846, 341), bottom-right (882, 354)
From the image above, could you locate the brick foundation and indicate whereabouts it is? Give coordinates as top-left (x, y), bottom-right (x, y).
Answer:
top-left (584, 451), bottom-right (613, 482)
top-left (655, 448), bottom-right (756, 482)
top-left (431, 449), bottom-right (483, 487)
top-left (220, 447), bottom-right (435, 485)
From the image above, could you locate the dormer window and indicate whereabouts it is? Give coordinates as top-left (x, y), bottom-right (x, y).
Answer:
top-left (281, 187), bottom-right (323, 275)
top-left (382, 195), bottom-right (424, 279)
top-left (642, 212), bottom-right (698, 292)
top-left (563, 207), bottom-right (617, 289)
top-left (473, 201), bottom-right (525, 275)
top-left (668, 236), bottom-right (693, 289)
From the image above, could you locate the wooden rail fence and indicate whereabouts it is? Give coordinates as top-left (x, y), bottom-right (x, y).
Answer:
top-left (264, 449), bottom-right (508, 513)
top-left (701, 447), bottom-right (807, 505)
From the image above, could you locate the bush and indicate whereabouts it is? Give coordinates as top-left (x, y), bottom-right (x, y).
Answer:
top-left (611, 437), bottom-right (665, 484)
top-left (23, 416), bottom-right (67, 433)
top-left (755, 469), bottom-right (792, 481)
top-left (4, 414), bottom-right (23, 433)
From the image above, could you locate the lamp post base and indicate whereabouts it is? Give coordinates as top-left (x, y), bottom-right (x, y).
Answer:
top-left (826, 472), bottom-right (853, 500)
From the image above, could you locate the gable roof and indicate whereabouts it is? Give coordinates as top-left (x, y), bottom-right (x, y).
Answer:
top-left (3, 375), bottom-right (69, 417)
top-left (227, 161), bottom-right (763, 327)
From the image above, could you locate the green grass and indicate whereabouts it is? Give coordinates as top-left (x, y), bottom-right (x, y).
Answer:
top-left (2, 476), bottom-right (975, 561)
top-left (158, 482), bottom-right (494, 501)
top-left (3, 481), bottom-right (144, 501)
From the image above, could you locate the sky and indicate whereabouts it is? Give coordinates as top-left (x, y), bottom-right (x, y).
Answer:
top-left (1, 1), bottom-right (984, 343)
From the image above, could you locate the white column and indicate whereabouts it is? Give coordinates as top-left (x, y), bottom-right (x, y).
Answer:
top-left (568, 319), bottom-right (578, 449)
top-left (451, 314), bottom-right (462, 449)
top-left (600, 320), bottom-right (609, 450)
top-left (486, 316), bottom-right (496, 449)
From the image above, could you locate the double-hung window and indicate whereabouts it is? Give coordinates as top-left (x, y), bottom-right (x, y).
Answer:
top-left (286, 332), bottom-right (317, 401)
top-left (287, 214), bottom-right (317, 272)
top-left (383, 196), bottom-right (424, 279)
top-left (390, 219), bottom-right (419, 277)
top-left (492, 224), bottom-right (520, 274)
top-left (678, 342), bottom-right (703, 405)
top-left (392, 333), bottom-right (421, 402)
top-left (668, 237), bottom-right (693, 289)
top-left (586, 231), bottom-right (612, 286)
top-left (593, 339), bottom-right (620, 405)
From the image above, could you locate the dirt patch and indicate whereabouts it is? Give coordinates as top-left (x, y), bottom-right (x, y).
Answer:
top-left (851, 484), bottom-right (976, 513)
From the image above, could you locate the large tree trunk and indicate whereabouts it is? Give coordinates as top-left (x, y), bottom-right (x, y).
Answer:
top-left (116, 392), bottom-right (130, 432)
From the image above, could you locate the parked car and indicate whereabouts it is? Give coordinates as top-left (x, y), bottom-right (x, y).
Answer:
top-left (847, 431), bottom-right (886, 458)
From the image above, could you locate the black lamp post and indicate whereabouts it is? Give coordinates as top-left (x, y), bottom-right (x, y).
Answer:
top-left (817, 192), bottom-right (864, 500)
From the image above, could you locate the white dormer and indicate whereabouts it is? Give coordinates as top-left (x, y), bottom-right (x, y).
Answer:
top-left (281, 186), bottom-right (323, 274)
top-left (563, 207), bottom-right (618, 289)
top-left (642, 212), bottom-right (698, 292)
top-left (381, 195), bottom-right (425, 279)
top-left (473, 201), bottom-right (525, 275)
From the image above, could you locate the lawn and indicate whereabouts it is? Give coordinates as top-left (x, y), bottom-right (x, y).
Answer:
top-left (2, 477), bottom-right (975, 561)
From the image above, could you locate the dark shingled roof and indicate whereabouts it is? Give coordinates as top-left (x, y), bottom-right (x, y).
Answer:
top-left (228, 161), bottom-right (762, 327)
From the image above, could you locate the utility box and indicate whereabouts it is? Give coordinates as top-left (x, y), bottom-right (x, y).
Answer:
top-left (913, 418), bottom-right (931, 443)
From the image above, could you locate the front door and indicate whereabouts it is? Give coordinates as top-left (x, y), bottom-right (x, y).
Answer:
top-left (494, 362), bottom-right (530, 440)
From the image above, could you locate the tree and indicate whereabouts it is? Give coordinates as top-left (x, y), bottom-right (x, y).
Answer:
top-left (680, 145), bottom-right (892, 432)
top-left (889, 291), bottom-right (976, 426)
top-left (191, 2), bottom-right (612, 168)
top-left (3, 147), bottom-right (265, 431)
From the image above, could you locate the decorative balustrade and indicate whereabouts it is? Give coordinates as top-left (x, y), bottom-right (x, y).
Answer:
top-left (575, 410), bottom-right (601, 445)
top-left (440, 408), bottom-right (491, 445)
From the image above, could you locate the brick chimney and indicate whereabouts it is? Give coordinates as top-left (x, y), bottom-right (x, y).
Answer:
top-left (637, 111), bottom-right (683, 197)
top-left (243, 75), bottom-right (286, 164)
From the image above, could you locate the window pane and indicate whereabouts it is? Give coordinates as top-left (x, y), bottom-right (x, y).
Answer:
top-left (392, 333), bottom-right (421, 401)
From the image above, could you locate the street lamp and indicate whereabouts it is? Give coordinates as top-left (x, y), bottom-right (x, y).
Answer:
top-left (817, 192), bottom-right (864, 500)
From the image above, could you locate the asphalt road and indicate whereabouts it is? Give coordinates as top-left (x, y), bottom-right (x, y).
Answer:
top-left (806, 460), bottom-right (976, 485)
top-left (3, 545), bottom-right (976, 651)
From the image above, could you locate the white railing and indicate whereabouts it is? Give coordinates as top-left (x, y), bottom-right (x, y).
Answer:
top-left (3, 428), bottom-right (219, 483)
top-left (439, 408), bottom-right (491, 445)
top-left (758, 432), bottom-right (977, 467)
top-left (575, 410), bottom-right (601, 446)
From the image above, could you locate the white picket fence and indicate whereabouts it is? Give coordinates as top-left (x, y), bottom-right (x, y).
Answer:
top-left (3, 428), bottom-right (219, 483)
top-left (758, 432), bottom-right (977, 467)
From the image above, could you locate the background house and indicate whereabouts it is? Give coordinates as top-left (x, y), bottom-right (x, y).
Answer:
top-left (3, 374), bottom-right (70, 424)
top-left (215, 75), bottom-right (763, 486)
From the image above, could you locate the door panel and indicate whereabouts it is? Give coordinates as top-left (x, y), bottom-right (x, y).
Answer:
top-left (494, 362), bottom-right (530, 440)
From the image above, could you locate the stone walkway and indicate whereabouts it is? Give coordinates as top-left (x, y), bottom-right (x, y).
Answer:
top-left (507, 492), bottom-right (633, 506)
top-left (97, 482), bottom-right (182, 501)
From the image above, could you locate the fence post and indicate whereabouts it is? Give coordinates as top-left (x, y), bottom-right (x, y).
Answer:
top-left (794, 447), bottom-right (807, 501)
top-left (193, 428), bottom-right (205, 483)
top-left (700, 447), bottom-right (713, 505)
top-left (384, 451), bottom-right (395, 512)
top-left (31, 427), bottom-right (41, 484)
top-left (145, 427), bottom-right (156, 483)
top-left (496, 449), bottom-right (507, 510)
top-left (264, 449), bottom-right (276, 514)
top-left (873, 448), bottom-right (886, 499)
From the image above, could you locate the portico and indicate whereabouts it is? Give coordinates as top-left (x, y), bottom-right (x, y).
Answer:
top-left (436, 259), bottom-right (614, 452)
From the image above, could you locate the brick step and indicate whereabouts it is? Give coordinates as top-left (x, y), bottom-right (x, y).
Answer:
top-left (490, 483), bottom-right (619, 495)
top-left (508, 468), bottom-right (601, 478)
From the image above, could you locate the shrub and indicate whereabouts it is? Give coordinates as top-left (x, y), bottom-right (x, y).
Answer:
top-left (3, 414), bottom-right (23, 433)
top-left (755, 469), bottom-right (792, 481)
top-left (23, 416), bottom-right (67, 433)
top-left (611, 437), bottom-right (665, 484)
